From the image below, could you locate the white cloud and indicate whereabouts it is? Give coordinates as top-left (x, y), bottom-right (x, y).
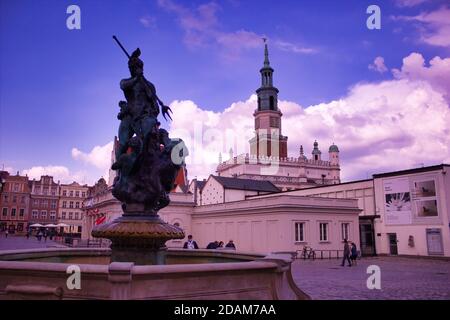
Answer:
top-left (392, 52), bottom-right (450, 101)
top-left (157, 0), bottom-right (316, 60)
top-left (393, 7), bottom-right (450, 47)
top-left (71, 142), bottom-right (114, 170)
top-left (139, 16), bottom-right (156, 29)
top-left (71, 141), bottom-right (114, 183)
top-left (22, 166), bottom-right (88, 184)
top-left (394, 0), bottom-right (428, 7)
top-left (11, 142), bottom-right (114, 186)
top-left (168, 53), bottom-right (450, 181)
top-left (369, 56), bottom-right (388, 73)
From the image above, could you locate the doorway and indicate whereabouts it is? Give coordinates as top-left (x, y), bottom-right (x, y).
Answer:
top-left (359, 222), bottom-right (376, 256)
top-left (388, 233), bottom-right (398, 255)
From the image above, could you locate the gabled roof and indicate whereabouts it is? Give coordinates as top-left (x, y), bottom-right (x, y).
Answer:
top-left (197, 180), bottom-right (207, 190)
top-left (212, 175), bottom-right (280, 193)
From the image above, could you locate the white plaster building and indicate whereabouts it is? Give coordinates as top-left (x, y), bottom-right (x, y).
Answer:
top-left (372, 164), bottom-right (450, 257)
top-left (269, 164), bottom-right (450, 258)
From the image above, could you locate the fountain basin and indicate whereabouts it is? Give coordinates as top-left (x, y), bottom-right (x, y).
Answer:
top-left (0, 248), bottom-right (309, 300)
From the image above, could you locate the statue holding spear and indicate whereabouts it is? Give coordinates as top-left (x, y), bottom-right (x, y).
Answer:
top-left (110, 36), bottom-right (187, 214)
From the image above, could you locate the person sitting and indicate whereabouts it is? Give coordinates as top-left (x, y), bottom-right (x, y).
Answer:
top-left (206, 241), bottom-right (219, 249)
top-left (225, 240), bottom-right (236, 250)
top-left (183, 235), bottom-right (199, 249)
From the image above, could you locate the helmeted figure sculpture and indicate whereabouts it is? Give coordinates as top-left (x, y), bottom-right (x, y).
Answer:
top-left (112, 48), bottom-right (188, 215)
top-left (92, 38), bottom-right (187, 265)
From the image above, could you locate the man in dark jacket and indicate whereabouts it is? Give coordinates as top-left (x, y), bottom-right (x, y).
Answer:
top-left (206, 241), bottom-right (219, 249)
top-left (183, 235), bottom-right (199, 249)
top-left (341, 239), bottom-right (352, 267)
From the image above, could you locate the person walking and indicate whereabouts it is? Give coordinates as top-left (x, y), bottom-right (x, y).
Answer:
top-left (43, 231), bottom-right (48, 242)
top-left (341, 239), bottom-right (352, 267)
top-left (26, 231), bottom-right (30, 240)
top-left (183, 235), bottom-right (199, 249)
top-left (5, 230), bottom-right (9, 238)
top-left (350, 242), bottom-right (358, 266)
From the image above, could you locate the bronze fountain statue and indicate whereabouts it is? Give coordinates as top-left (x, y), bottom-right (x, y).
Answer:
top-left (92, 36), bottom-right (188, 265)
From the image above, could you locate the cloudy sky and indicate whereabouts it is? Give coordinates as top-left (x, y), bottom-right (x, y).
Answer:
top-left (0, 0), bottom-right (449, 184)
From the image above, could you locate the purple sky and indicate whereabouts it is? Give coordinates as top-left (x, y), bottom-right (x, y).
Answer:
top-left (1, 0), bottom-right (449, 184)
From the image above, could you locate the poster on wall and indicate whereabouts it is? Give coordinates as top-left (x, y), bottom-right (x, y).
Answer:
top-left (412, 180), bottom-right (437, 198)
top-left (383, 178), bottom-right (412, 225)
top-left (412, 178), bottom-right (439, 219)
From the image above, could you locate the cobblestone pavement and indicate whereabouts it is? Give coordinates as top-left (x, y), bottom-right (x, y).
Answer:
top-left (292, 256), bottom-right (450, 300)
top-left (0, 235), bottom-right (66, 250)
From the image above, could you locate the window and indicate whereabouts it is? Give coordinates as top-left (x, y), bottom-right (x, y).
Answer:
top-left (42, 200), bottom-right (48, 208)
top-left (62, 212), bottom-right (66, 219)
top-left (341, 223), bottom-right (350, 240)
top-left (70, 191), bottom-right (74, 197)
top-left (269, 96), bottom-right (275, 110)
top-left (51, 200), bottom-right (57, 209)
top-left (43, 188), bottom-right (48, 195)
top-left (75, 202), bottom-right (80, 208)
top-left (295, 222), bottom-right (305, 242)
top-left (33, 199), bottom-right (39, 206)
top-left (50, 211), bottom-right (56, 220)
top-left (51, 188), bottom-right (56, 196)
top-left (19, 208), bottom-right (25, 217)
top-left (11, 208), bottom-right (16, 217)
top-left (35, 187), bottom-right (41, 194)
top-left (14, 183), bottom-right (20, 192)
top-left (17, 223), bottom-right (23, 232)
top-left (69, 212), bottom-right (73, 220)
top-left (12, 196), bottom-right (17, 203)
top-left (32, 210), bottom-right (38, 219)
top-left (62, 201), bottom-right (67, 208)
top-left (319, 223), bottom-right (329, 242)
top-left (75, 191), bottom-right (79, 197)
top-left (3, 194), bottom-right (8, 203)
top-left (82, 192), bottom-right (86, 197)
top-left (69, 201), bottom-right (74, 208)
top-left (63, 190), bottom-right (67, 196)
top-left (75, 212), bottom-right (79, 220)
top-left (2, 208), bottom-right (7, 217)
top-left (41, 211), bottom-right (47, 219)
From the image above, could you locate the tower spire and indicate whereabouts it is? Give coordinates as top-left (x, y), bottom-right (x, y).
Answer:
top-left (263, 37), bottom-right (270, 67)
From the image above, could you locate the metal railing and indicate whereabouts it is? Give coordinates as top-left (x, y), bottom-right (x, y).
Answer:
top-left (56, 236), bottom-right (110, 248)
top-left (297, 249), bottom-right (344, 260)
top-left (296, 249), bottom-right (362, 260)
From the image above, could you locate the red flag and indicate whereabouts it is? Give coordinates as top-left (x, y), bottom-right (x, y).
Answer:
top-left (95, 214), bottom-right (106, 225)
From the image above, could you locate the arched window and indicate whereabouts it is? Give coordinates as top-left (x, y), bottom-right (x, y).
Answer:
top-left (269, 96), bottom-right (275, 110)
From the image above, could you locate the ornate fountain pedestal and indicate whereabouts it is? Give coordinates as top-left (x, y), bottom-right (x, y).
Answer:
top-left (92, 210), bottom-right (184, 265)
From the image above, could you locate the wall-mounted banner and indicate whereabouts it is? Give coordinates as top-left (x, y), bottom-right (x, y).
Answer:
top-left (383, 178), bottom-right (412, 225)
